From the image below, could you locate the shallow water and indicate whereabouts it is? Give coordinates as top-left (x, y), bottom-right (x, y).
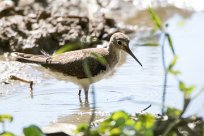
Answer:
top-left (1, 12), bottom-right (204, 134)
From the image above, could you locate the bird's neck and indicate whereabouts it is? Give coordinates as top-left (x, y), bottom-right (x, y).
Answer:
top-left (107, 43), bottom-right (121, 67)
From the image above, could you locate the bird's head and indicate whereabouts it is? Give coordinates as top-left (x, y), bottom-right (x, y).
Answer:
top-left (110, 32), bottom-right (142, 67)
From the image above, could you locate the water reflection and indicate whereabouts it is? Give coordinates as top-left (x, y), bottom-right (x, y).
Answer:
top-left (56, 99), bottom-right (106, 125)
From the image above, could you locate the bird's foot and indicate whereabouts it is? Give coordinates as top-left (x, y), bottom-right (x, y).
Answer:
top-left (9, 75), bottom-right (33, 98)
top-left (45, 57), bottom-right (52, 64)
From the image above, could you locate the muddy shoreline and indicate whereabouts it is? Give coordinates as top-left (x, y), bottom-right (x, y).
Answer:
top-left (0, 0), bottom-right (121, 54)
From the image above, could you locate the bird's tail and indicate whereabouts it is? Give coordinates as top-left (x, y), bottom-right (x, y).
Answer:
top-left (11, 52), bottom-right (49, 65)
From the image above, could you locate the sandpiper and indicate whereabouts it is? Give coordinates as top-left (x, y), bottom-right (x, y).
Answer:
top-left (12, 32), bottom-right (142, 100)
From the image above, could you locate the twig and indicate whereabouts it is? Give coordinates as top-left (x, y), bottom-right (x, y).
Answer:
top-left (163, 119), bottom-right (181, 136)
top-left (161, 32), bottom-right (168, 115)
top-left (135, 105), bottom-right (152, 117)
top-left (9, 75), bottom-right (33, 98)
top-left (141, 104), bottom-right (152, 112)
top-left (179, 98), bottom-right (190, 117)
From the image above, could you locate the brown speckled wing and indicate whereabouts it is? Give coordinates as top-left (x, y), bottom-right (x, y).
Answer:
top-left (43, 48), bottom-right (109, 79)
top-left (13, 48), bottom-right (109, 79)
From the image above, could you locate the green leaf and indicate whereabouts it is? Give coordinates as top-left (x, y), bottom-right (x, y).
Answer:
top-left (0, 132), bottom-right (15, 136)
top-left (91, 53), bottom-right (107, 65)
top-left (134, 114), bottom-right (155, 136)
top-left (179, 81), bottom-right (185, 91)
top-left (147, 7), bottom-right (163, 30)
top-left (168, 56), bottom-right (181, 75)
top-left (23, 125), bottom-right (44, 136)
top-left (97, 121), bottom-right (110, 133)
top-left (168, 131), bottom-right (178, 136)
top-left (0, 115), bottom-right (13, 123)
top-left (55, 42), bottom-right (80, 54)
top-left (166, 33), bottom-right (175, 55)
top-left (141, 43), bottom-right (159, 46)
top-left (179, 81), bottom-right (195, 98)
top-left (115, 118), bottom-right (126, 127)
top-left (90, 129), bottom-right (100, 136)
top-left (166, 107), bottom-right (181, 118)
top-left (168, 70), bottom-right (181, 75)
top-left (75, 123), bottom-right (89, 133)
top-left (125, 119), bottom-right (135, 126)
top-left (137, 114), bottom-right (155, 129)
top-left (98, 111), bottom-right (132, 134)
top-left (111, 111), bottom-right (129, 121)
top-left (168, 56), bottom-right (177, 70)
top-left (110, 111), bottom-right (129, 128)
top-left (110, 128), bottom-right (121, 136)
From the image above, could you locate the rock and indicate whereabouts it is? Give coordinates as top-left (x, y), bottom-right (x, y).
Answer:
top-left (0, 0), bottom-right (120, 54)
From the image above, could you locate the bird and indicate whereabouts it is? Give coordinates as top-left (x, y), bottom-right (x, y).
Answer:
top-left (11, 32), bottom-right (142, 100)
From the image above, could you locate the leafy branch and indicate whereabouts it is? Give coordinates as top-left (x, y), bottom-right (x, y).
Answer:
top-left (148, 6), bottom-right (203, 135)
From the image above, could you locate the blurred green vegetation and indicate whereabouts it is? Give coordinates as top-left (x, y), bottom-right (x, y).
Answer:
top-left (0, 114), bottom-right (44, 136)
top-left (75, 111), bottom-right (155, 136)
top-left (55, 35), bottom-right (99, 55)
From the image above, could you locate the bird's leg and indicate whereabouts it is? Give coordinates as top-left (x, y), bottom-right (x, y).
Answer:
top-left (78, 95), bottom-right (82, 104)
top-left (84, 86), bottom-right (89, 101)
top-left (78, 88), bottom-right (82, 96)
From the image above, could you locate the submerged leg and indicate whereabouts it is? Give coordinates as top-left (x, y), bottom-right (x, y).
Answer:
top-left (78, 88), bottom-right (82, 96)
top-left (84, 86), bottom-right (89, 101)
top-left (78, 95), bottom-right (82, 104)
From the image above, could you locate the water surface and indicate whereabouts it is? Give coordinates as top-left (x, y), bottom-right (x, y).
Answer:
top-left (1, 11), bottom-right (204, 134)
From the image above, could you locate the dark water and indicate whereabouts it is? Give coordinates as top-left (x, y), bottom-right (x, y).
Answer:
top-left (0, 12), bottom-right (204, 134)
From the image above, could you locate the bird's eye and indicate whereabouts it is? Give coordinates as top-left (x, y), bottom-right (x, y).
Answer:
top-left (117, 40), bottom-right (122, 45)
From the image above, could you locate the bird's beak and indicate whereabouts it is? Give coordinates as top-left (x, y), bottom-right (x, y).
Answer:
top-left (123, 46), bottom-right (143, 67)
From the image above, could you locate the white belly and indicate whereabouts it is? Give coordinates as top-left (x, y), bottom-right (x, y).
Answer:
top-left (63, 68), bottom-right (114, 88)
top-left (42, 66), bottom-right (116, 89)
